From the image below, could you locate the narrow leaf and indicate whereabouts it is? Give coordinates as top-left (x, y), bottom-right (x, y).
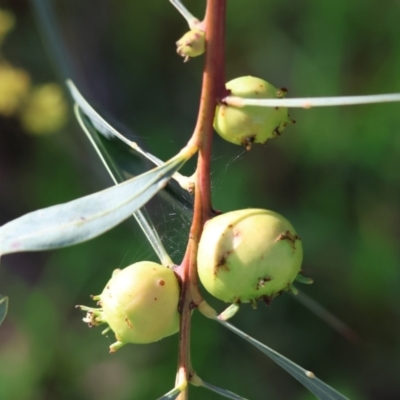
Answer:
top-left (291, 291), bottom-right (359, 343)
top-left (67, 80), bottom-right (133, 141)
top-left (217, 320), bottom-right (350, 400)
top-left (0, 149), bottom-right (192, 255)
top-left (169, 0), bottom-right (200, 28)
top-left (67, 80), bottom-right (164, 167)
top-left (225, 93), bottom-right (400, 109)
top-left (75, 105), bottom-right (174, 266)
top-left (156, 386), bottom-right (182, 400)
top-left (30, 0), bottom-right (78, 84)
top-left (71, 85), bottom-right (194, 214)
top-left (0, 295), bottom-right (8, 326)
top-left (198, 380), bottom-right (248, 400)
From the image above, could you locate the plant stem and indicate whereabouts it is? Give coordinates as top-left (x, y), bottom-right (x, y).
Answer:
top-left (176, 0), bottom-right (227, 398)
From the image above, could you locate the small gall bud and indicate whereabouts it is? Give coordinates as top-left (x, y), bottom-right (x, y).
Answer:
top-left (176, 29), bottom-right (205, 62)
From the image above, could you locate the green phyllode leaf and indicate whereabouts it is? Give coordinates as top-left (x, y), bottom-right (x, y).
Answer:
top-left (217, 320), bottom-right (350, 400)
top-left (0, 295), bottom-right (8, 326)
top-left (195, 380), bottom-right (248, 400)
top-left (70, 82), bottom-right (194, 213)
top-left (68, 80), bottom-right (165, 168)
top-left (0, 148), bottom-right (193, 256)
top-left (225, 92), bottom-right (400, 109)
top-left (74, 106), bottom-right (174, 266)
top-left (169, 0), bottom-right (200, 29)
top-left (70, 81), bottom-right (194, 264)
top-left (291, 290), bottom-right (358, 343)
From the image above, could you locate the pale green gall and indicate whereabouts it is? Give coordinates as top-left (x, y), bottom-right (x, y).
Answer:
top-left (197, 209), bottom-right (303, 305)
top-left (78, 261), bottom-right (180, 352)
top-left (214, 76), bottom-right (293, 149)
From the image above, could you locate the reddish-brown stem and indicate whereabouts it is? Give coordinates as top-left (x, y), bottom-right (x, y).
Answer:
top-left (194, 1), bottom-right (227, 221)
top-left (175, 0), bottom-right (227, 398)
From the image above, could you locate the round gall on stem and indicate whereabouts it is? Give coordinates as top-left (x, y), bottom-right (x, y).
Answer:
top-left (79, 261), bottom-right (180, 352)
top-left (214, 76), bottom-right (293, 149)
top-left (197, 209), bottom-right (303, 305)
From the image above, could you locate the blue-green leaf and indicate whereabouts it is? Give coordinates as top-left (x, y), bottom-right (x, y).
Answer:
top-left (75, 105), bottom-right (174, 266)
top-left (292, 291), bottom-right (358, 342)
top-left (217, 320), bottom-right (350, 400)
top-left (0, 149), bottom-right (191, 256)
top-left (71, 87), bottom-right (194, 215)
top-left (0, 295), bottom-right (8, 326)
top-left (67, 80), bottom-right (163, 167)
top-left (226, 93), bottom-right (400, 108)
top-left (198, 380), bottom-right (248, 400)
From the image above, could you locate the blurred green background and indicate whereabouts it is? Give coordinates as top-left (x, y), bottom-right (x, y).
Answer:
top-left (1, 0), bottom-right (400, 399)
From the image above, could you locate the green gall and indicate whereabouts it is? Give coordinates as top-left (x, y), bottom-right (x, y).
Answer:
top-left (78, 261), bottom-right (180, 352)
top-left (197, 209), bottom-right (303, 305)
top-left (176, 29), bottom-right (205, 62)
top-left (214, 76), bottom-right (293, 149)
